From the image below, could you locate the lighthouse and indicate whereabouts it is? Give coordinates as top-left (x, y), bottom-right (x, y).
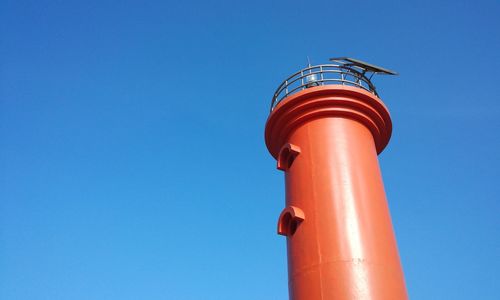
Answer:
top-left (265, 58), bottom-right (408, 299)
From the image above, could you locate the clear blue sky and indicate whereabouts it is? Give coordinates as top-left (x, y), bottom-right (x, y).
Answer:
top-left (1, 0), bottom-right (499, 299)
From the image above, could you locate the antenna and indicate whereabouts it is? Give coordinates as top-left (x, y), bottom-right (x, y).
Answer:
top-left (307, 56), bottom-right (311, 67)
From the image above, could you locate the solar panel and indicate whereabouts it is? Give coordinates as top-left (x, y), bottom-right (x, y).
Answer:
top-left (329, 57), bottom-right (398, 75)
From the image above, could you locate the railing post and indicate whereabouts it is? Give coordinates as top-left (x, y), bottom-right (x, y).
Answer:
top-left (320, 66), bottom-right (324, 85)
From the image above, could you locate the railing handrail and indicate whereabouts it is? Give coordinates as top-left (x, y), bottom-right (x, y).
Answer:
top-left (270, 64), bottom-right (378, 111)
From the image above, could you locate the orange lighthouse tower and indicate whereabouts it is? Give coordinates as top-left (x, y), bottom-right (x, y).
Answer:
top-left (265, 58), bottom-right (408, 299)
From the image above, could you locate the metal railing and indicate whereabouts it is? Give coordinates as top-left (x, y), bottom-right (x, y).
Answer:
top-left (270, 64), bottom-right (378, 111)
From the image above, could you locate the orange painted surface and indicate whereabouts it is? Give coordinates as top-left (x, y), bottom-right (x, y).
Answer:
top-left (265, 85), bottom-right (408, 300)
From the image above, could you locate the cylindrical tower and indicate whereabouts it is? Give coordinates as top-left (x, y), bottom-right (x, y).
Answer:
top-left (265, 58), bottom-right (407, 299)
